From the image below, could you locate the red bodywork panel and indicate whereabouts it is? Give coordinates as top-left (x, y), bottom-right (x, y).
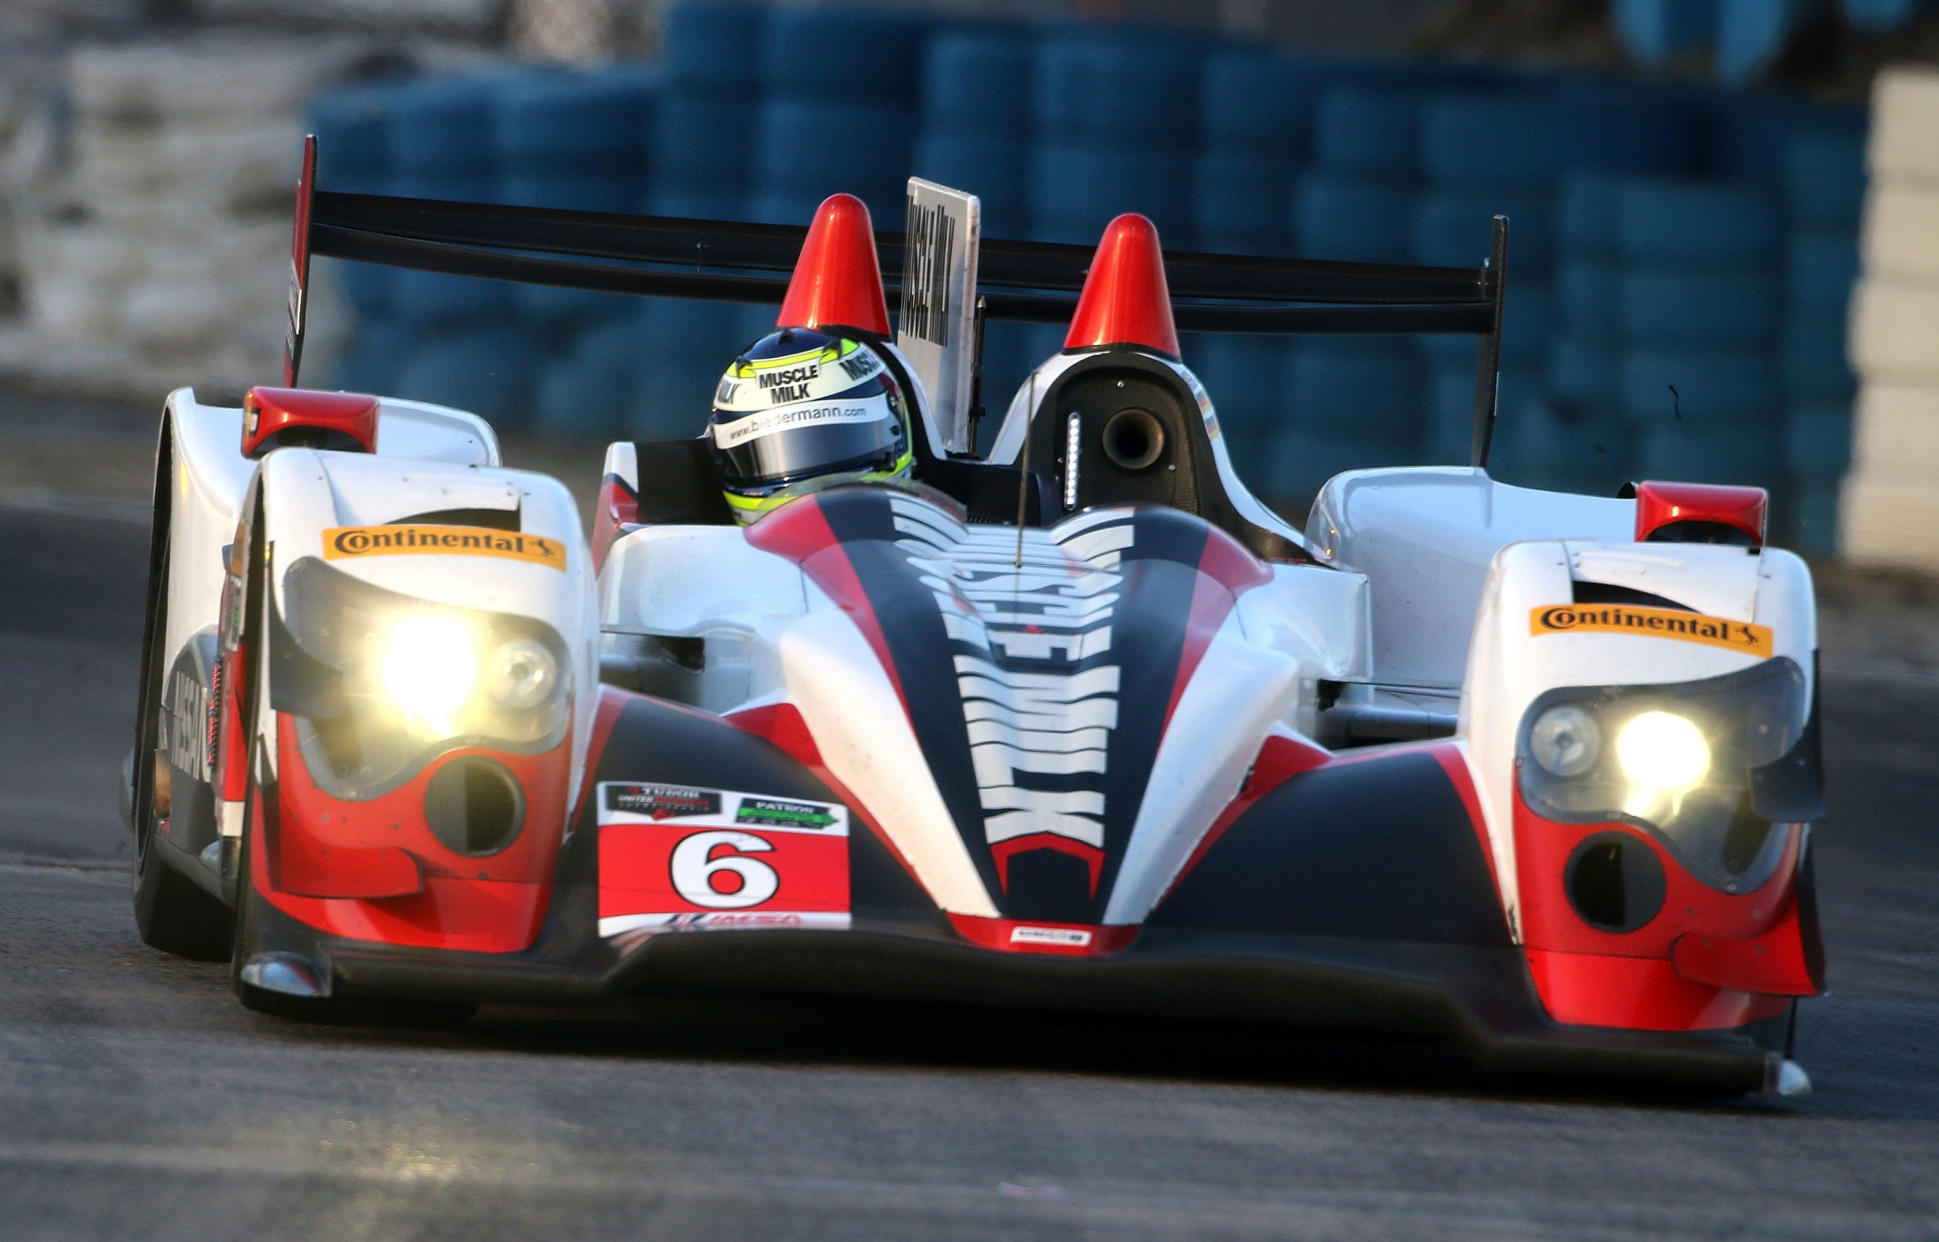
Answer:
top-left (590, 474), bottom-right (640, 575)
top-left (1063, 214), bottom-right (1182, 358)
top-left (774, 193), bottom-right (892, 338)
top-left (251, 716), bottom-right (572, 953)
top-left (1632, 480), bottom-right (1768, 546)
top-left (242, 387), bottom-right (380, 459)
top-left (1512, 789), bottom-right (1812, 1030)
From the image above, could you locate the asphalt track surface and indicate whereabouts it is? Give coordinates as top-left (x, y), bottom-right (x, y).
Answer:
top-left (1, 505), bottom-right (1935, 1242)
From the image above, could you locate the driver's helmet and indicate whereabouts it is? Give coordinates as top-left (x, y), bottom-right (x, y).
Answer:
top-left (709, 328), bottom-right (912, 523)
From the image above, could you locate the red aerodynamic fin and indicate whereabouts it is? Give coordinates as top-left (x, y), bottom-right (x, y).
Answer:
top-left (776, 193), bottom-right (892, 338)
top-left (1063, 213), bottom-right (1181, 359)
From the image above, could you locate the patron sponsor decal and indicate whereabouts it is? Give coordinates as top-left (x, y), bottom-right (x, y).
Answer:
top-left (596, 783), bottom-right (850, 938)
top-left (322, 524), bottom-right (566, 572)
top-left (1529, 604), bottom-right (1773, 657)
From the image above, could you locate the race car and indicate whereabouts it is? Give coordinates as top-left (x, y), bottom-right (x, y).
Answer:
top-left (124, 140), bottom-right (1825, 1095)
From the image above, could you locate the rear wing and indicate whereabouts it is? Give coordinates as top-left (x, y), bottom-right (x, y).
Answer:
top-left (284, 136), bottom-right (1511, 465)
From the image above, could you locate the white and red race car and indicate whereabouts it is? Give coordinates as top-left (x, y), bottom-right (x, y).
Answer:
top-left (125, 140), bottom-right (1824, 1094)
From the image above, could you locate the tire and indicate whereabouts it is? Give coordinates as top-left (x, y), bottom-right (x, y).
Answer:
top-left (131, 522), bottom-right (231, 961)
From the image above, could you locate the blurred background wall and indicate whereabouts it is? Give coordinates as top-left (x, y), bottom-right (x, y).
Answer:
top-left (0, 0), bottom-right (1934, 569)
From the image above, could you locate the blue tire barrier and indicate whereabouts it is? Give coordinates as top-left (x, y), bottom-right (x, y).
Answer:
top-left (320, 317), bottom-right (416, 396)
top-left (1419, 91), bottom-right (1698, 190)
top-left (1636, 424), bottom-right (1784, 487)
top-left (388, 169), bottom-right (515, 324)
top-left (1267, 428), bottom-right (1423, 506)
top-left (498, 170), bottom-right (641, 213)
top-left (1287, 338), bottom-right (1422, 441)
top-left (1714, 95), bottom-right (1866, 184)
top-left (1784, 477), bottom-right (1841, 556)
top-left (1621, 346), bottom-right (1781, 426)
top-left (1200, 50), bottom-right (1315, 149)
top-left (1784, 404), bottom-right (1855, 478)
top-left (492, 69), bottom-right (656, 174)
top-left (1194, 149), bottom-right (1300, 256)
top-left (310, 85), bottom-right (396, 318)
top-left (1787, 231), bottom-right (1861, 308)
top-left (663, 1), bottom-right (769, 91)
top-left (394, 325), bottom-right (543, 428)
top-left (1508, 414), bottom-right (1634, 495)
top-left (1410, 189), bottom-right (1554, 274)
top-left (1420, 282), bottom-right (1553, 368)
top-left (1613, 181), bottom-right (1783, 264)
top-left (1613, 0), bottom-right (1716, 65)
top-left (534, 317), bottom-right (642, 436)
top-left (653, 93), bottom-right (758, 187)
top-left (1839, 0), bottom-right (1930, 32)
top-left (1618, 268), bottom-right (1782, 347)
top-left (760, 7), bottom-right (931, 104)
top-left (924, 32), bottom-right (1034, 132)
top-left (756, 100), bottom-right (916, 194)
top-left (646, 185), bottom-right (746, 220)
top-left (1033, 35), bottom-right (1200, 149)
top-left (1785, 134), bottom-right (1868, 228)
top-left (1187, 334), bottom-right (1290, 465)
top-left (911, 132), bottom-right (1029, 216)
top-left (387, 76), bottom-right (498, 174)
top-left (633, 300), bottom-right (745, 437)
top-left (1781, 302), bottom-right (1858, 402)
top-left (1547, 337), bottom-right (1623, 414)
top-left (1715, 0), bottom-right (1820, 87)
top-left (1029, 144), bottom-right (1192, 247)
top-left (748, 184), bottom-right (904, 230)
top-left (1557, 261), bottom-right (1621, 340)
top-left (1425, 364), bottom-right (1542, 466)
top-left (1292, 172), bottom-right (1414, 264)
top-left (1557, 172), bottom-right (1629, 255)
top-left (1314, 86), bottom-right (1422, 179)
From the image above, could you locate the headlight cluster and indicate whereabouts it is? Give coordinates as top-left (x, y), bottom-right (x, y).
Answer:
top-left (1517, 659), bottom-right (1813, 893)
top-left (270, 557), bottom-right (570, 799)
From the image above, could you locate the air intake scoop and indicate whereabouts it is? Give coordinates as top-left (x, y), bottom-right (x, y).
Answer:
top-left (1064, 213), bottom-right (1181, 359)
top-left (775, 193), bottom-right (892, 338)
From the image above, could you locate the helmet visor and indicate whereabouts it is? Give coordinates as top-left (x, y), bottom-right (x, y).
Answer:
top-left (712, 391), bottom-right (900, 488)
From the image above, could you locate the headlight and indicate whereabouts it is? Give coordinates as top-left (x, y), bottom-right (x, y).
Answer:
top-left (1516, 659), bottom-right (1811, 893)
top-left (1614, 710), bottom-right (1709, 789)
top-left (269, 557), bottom-right (571, 799)
top-left (382, 614), bottom-right (477, 726)
top-left (1529, 704), bottom-right (1600, 777)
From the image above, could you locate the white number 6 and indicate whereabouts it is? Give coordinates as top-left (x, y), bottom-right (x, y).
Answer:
top-left (670, 830), bottom-right (779, 909)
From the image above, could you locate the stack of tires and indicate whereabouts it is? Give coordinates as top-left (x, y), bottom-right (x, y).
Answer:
top-left (1845, 67), bottom-right (1939, 573)
top-left (1781, 130), bottom-right (1866, 554)
top-left (633, 0), bottom-right (770, 438)
top-left (1183, 51), bottom-right (1313, 474)
top-left (1614, 0), bottom-right (1934, 84)
top-left (496, 68), bottom-right (662, 435)
top-left (379, 75), bottom-right (541, 427)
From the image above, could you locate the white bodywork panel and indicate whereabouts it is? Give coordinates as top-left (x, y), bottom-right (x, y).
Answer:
top-left (1306, 467), bottom-right (1636, 690)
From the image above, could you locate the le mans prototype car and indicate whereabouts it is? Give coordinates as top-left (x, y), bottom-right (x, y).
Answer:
top-left (124, 139), bottom-right (1826, 1095)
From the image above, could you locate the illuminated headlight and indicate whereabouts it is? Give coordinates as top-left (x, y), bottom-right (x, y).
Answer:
top-left (1615, 710), bottom-right (1710, 790)
top-left (382, 614), bottom-right (477, 724)
top-left (486, 637), bottom-right (558, 710)
top-left (1528, 704), bottom-right (1600, 777)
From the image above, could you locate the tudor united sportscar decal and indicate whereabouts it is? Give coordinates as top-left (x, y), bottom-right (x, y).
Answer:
top-left (1528, 604), bottom-right (1774, 656)
top-left (596, 782), bottom-right (850, 937)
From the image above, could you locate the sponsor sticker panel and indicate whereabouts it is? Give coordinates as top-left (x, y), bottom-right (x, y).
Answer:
top-left (596, 782), bottom-right (850, 937)
top-left (322, 524), bottom-right (567, 572)
top-left (1528, 604), bottom-right (1774, 657)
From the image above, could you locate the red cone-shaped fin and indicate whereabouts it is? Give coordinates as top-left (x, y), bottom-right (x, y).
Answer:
top-left (776, 193), bottom-right (891, 337)
top-left (1064, 213), bottom-right (1180, 358)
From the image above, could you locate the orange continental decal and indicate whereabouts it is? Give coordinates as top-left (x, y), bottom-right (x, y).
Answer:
top-left (1529, 604), bottom-right (1772, 657)
top-left (322, 525), bottom-right (567, 572)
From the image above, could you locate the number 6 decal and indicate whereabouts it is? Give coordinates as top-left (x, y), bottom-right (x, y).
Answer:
top-left (669, 830), bottom-right (781, 909)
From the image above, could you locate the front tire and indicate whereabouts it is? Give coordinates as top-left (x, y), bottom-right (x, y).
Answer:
top-left (131, 532), bottom-right (230, 961)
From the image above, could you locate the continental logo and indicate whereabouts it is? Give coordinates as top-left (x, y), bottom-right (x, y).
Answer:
top-left (1529, 604), bottom-right (1773, 657)
top-left (322, 524), bottom-right (566, 572)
